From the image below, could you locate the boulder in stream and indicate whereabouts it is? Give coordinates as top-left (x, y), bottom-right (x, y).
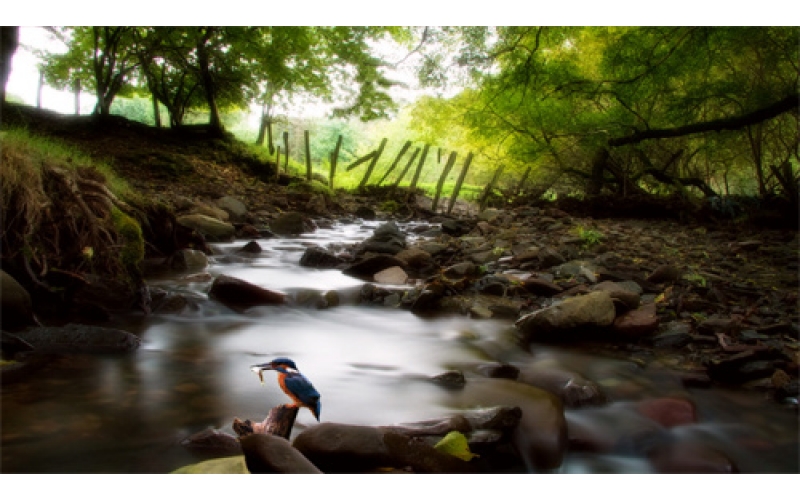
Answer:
top-left (515, 291), bottom-right (617, 342)
top-left (208, 275), bottom-right (286, 311)
top-left (12, 324), bottom-right (140, 353)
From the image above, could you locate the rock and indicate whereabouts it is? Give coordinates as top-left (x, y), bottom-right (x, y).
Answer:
top-left (237, 241), bottom-right (262, 255)
top-left (431, 370), bottom-right (466, 389)
top-left (305, 194), bottom-right (327, 215)
top-left (354, 205), bottom-right (376, 220)
top-left (343, 255), bottom-right (407, 280)
top-left (443, 262), bottom-right (479, 279)
top-left (176, 214), bottom-right (235, 242)
top-left (517, 365), bottom-right (606, 408)
top-left (14, 324), bottom-right (140, 353)
top-left (270, 212), bottom-right (313, 236)
top-left (564, 403), bottom-right (665, 453)
top-left (612, 303), bottom-right (659, 338)
top-left (171, 456), bottom-right (248, 474)
top-left (239, 434), bottom-right (322, 474)
top-left (651, 321), bottom-right (692, 348)
top-left (705, 351), bottom-right (776, 384)
top-left (374, 266), bottom-right (408, 285)
top-left (208, 275), bottom-right (286, 311)
top-left (299, 246), bottom-right (344, 269)
top-left (635, 397), bottom-right (697, 428)
top-left (698, 316), bottom-right (735, 335)
top-left (291, 423), bottom-right (393, 472)
top-left (538, 247), bottom-right (567, 268)
top-left (592, 281), bottom-right (641, 311)
top-left (522, 277), bottom-right (563, 297)
top-left (166, 249), bottom-right (208, 271)
top-left (216, 196), bottom-right (248, 222)
top-left (0, 270), bottom-right (36, 331)
top-left (469, 303), bottom-right (494, 319)
top-left (515, 291), bottom-right (617, 342)
top-left (440, 218), bottom-right (473, 237)
top-left (477, 363), bottom-right (520, 380)
top-left (360, 221), bottom-right (406, 255)
top-left (181, 428), bottom-right (242, 457)
top-left (646, 264), bottom-right (681, 284)
top-left (477, 208), bottom-right (503, 223)
top-left (648, 441), bottom-right (738, 473)
top-left (395, 247), bottom-right (436, 277)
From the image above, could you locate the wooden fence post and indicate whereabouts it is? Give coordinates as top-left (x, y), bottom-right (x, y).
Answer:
top-left (304, 130), bottom-right (312, 181)
top-left (330, 134), bottom-right (343, 189)
top-left (409, 144), bottom-right (430, 191)
top-left (392, 147), bottom-right (420, 188)
top-left (432, 151), bottom-right (458, 213)
top-left (359, 138), bottom-right (388, 189)
top-left (479, 164), bottom-right (505, 212)
top-left (447, 152), bottom-right (474, 215)
top-left (515, 165), bottom-right (532, 196)
top-left (282, 132), bottom-right (289, 173)
top-left (377, 140), bottom-right (411, 186)
top-left (346, 151), bottom-right (377, 171)
top-left (275, 146), bottom-right (282, 181)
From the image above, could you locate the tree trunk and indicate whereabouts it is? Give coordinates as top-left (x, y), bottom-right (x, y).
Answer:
top-left (151, 92), bottom-right (161, 127)
top-left (73, 78), bottom-right (81, 115)
top-left (304, 130), bottom-right (312, 181)
top-left (0, 26), bottom-right (19, 104)
top-left (196, 28), bottom-right (223, 136)
top-left (588, 148), bottom-right (609, 195)
top-left (329, 135), bottom-right (343, 189)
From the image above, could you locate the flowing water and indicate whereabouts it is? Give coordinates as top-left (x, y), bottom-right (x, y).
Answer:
top-left (2, 220), bottom-right (798, 473)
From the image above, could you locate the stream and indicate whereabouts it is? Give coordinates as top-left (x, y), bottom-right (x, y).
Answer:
top-left (2, 220), bottom-right (798, 473)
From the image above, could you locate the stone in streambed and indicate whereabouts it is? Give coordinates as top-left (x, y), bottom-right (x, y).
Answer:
top-left (0, 270), bottom-right (36, 331)
top-left (299, 246), bottom-right (345, 269)
top-left (515, 291), bottom-right (617, 342)
top-left (374, 266), bottom-right (408, 285)
top-left (171, 456), bottom-right (248, 474)
top-left (592, 281), bottom-right (641, 311)
top-left (208, 275), bottom-right (285, 311)
top-left (516, 364), bottom-right (606, 408)
top-left (13, 324), bottom-right (140, 353)
top-left (612, 303), bottom-right (659, 338)
top-left (648, 441), bottom-right (738, 473)
top-left (343, 255), bottom-right (407, 281)
top-left (635, 397), bottom-right (697, 428)
top-left (176, 214), bottom-right (235, 242)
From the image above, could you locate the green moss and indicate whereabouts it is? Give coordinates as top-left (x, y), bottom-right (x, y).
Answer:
top-left (111, 206), bottom-right (145, 269)
top-left (170, 456), bottom-right (248, 474)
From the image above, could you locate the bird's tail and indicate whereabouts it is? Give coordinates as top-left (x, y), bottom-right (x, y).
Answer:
top-left (313, 401), bottom-right (321, 421)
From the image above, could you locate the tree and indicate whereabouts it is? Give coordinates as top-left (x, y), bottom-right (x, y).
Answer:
top-left (1, 26), bottom-right (19, 103)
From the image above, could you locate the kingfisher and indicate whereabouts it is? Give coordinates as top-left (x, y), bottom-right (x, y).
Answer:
top-left (251, 357), bottom-right (321, 421)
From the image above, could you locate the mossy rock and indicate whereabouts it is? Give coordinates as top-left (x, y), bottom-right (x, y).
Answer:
top-left (170, 456), bottom-right (248, 474)
top-left (111, 206), bottom-right (145, 269)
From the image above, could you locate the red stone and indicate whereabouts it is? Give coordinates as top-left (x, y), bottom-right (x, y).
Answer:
top-left (636, 397), bottom-right (697, 428)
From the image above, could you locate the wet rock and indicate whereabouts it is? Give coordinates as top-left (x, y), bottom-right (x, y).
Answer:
top-left (208, 275), bottom-right (286, 311)
top-left (515, 291), bottom-right (617, 342)
top-left (216, 196), bottom-right (247, 222)
top-left (343, 255), bottom-right (407, 280)
top-left (299, 246), bottom-right (345, 269)
top-left (592, 281), bottom-right (640, 311)
top-left (0, 270), bottom-right (36, 331)
top-left (360, 221), bottom-right (406, 255)
top-left (477, 363), bottom-right (520, 380)
top-left (565, 403), bottom-right (665, 453)
top-left (431, 370), bottom-right (466, 389)
top-left (698, 316), bottom-right (735, 335)
top-left (443, 262), bottom-right (479, 279)
top-left (635, 397), bottom-right (697, 428)
top-left (473, 275), bottom-right (509, 296)
top-left (239, 434), bottom-right (322, 474)
top-left (374, 266), bottom-right (408, 285)
top-left (408, 284), bottom-right (446, 314)
top-left (705, 350), bottom-right (776, 384)
top-left (13, 324), bottom-right (140, 353)
top-left (517, 365), bottom-right (606, 408)
top-left (477, 208), bottom-right (503, 223)
top-left (181, 428), bottom-right (242, 457)
top-left (442, 378), bottom-right (567, 471)
top-left (469, 303), bottom-right (494, 319)
top-left (237, 241), bottom-right (262, 255)
top-left (396, 247), bottom-right (436, 278)
top-left (440, 218), bottom-right (474, 237)
top-left (177, 214), bottom-right (235, 242)
top-left (522, 277), bottom-right (563, 297)
top-left (291, 423), bottom-right (392, 472)
top-left (612, 303), bottom-right (659, 338)
top-left (651, 322), bottom-right (692, 348)
top-left (166, 249), bottom-right (209, 272)
top-left (235, 224), bottom-right (262, 239)
top-left (270, 212), bottom-right (313, 236)
top-left (538, 247), bottom-right (567, 268)
top-left (648, 441), bottom-right (738, 473)
top-left (646, 264), bottom-right (680, 284)
top-left (381, 432), bottom-right (479, 473)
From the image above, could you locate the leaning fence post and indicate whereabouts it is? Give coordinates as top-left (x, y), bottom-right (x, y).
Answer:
top-left (330, 135), bottom-right (342, 189)
top-left (282, 132), bottom-right (290, 173)
top-left (378, 140), bottom-right (411, 186)
top-left (432, 151), bottom-right (458, 213)
top-left (304, 130), bottom-right (312, 181)
top-left (409, 144), bottom-right (430, 191)
top-left (447, 152), bottom-right (474, 215)
top-left (479, 164), bottom-right (505, 212)
top-left (275, 145), bottom-right (282, 181)
top-left (392, 147), bottom-right (420, 188)
top-left (515, 165), bottom-right (532, 197)
top-left (359, 138), bottom-right (388, 189)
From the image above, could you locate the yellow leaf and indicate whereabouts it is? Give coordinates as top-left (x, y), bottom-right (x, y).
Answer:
top-left (434, 431), bottom-right (479, 461)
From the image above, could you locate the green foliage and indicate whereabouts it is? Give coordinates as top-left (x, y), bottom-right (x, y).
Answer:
top-left (574, 225), bottom-right (604, 248)
top-left (111, 206), bottom-right (145, 269)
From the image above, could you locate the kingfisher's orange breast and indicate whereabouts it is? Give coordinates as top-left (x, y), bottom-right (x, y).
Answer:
top-left (277, 372), bottom-right (304, 406)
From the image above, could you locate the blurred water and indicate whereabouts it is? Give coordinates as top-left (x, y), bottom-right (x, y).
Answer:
top-left (2, 220), bottom-right (797, 473)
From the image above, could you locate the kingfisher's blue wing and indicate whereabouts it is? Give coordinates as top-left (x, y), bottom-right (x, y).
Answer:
top-left (284, 373), bottom-right (321, 420)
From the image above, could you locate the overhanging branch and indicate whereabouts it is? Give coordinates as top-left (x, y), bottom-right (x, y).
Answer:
top-left (609, 94), bottom-right (799, 147)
